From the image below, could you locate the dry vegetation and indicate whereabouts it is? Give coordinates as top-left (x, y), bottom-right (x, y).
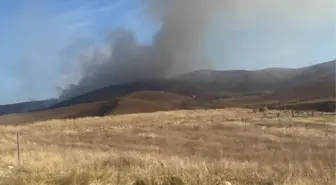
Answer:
top-left (0, 109), bottom-right (335, 185)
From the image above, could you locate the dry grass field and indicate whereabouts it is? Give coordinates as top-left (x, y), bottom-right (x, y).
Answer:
top-left (0, 109), bottom-right (335, 185)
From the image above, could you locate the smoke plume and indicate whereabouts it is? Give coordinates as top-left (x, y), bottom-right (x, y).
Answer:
top-left (59, 0), bottom-right (336, 101)
top-left (59, 0), bottom-right (219, 100)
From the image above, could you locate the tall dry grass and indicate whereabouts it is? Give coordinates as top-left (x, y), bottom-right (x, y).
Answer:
top-left (0, 108), bottom-right (335, 185)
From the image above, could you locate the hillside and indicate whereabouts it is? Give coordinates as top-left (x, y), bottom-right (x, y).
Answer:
top-left (50, 59), bottom-right (336, 110)
top-left (0, 100), bottom-right (115, 125)
top-left (0, 99), bottom-right (56, 116)
top-left (174, 60), bottom-right (335, 95)
top-left (0, 91), bottom-right (219, 125)
top-left (174, 66), bottom-right (302, 95)
top-left (176, 60), bottom-right (336, 109)
top-left (173, 68), bottom-right (294, 94)
top-left (284, 60), bottom-right (336, 85)
top-left (48, 78), bottom-right (208, 110)
top-left (0, 60), bottom-right (334, 121)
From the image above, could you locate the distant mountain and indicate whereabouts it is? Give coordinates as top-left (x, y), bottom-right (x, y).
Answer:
top-left (173, 68), bottom-right (297, 95)
top-left (0, 99), bottom-right (57, 116)
top-left (278, 60), bottom-right (335, 86)
top-left (174, 60), bottom-right (335, 94)
top-left (49, 59), bottom-right (335, 107)
top-left (174, 68), bottom-right (295, 84)
top-left (0, 60), bottom-right (336, 117)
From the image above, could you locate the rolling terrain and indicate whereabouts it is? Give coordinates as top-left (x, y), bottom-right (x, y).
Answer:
top-left (0, 99), bottom-right (56, 116)
top-left (0, 60), bottom-right (334, 124)
top-left (174, 60), bottom-right (335, 95)
top-left (0, 61), bottom-right (335, 184)
top-left (48, 78), bottom-right (208, 109)
top-left (0, 91), bottom-right (226, 125)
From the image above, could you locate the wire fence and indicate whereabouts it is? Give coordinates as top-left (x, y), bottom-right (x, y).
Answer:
top-left (7, 110), bottom-right (336, 167)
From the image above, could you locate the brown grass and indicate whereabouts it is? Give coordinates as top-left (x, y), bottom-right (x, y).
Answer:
top-left (0, 108), bottom-right (335, 185)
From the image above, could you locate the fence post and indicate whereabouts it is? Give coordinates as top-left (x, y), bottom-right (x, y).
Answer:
top-left (16, 132), bottom-right (20, 166)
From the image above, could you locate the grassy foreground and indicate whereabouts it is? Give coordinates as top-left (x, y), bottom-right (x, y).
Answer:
top-left (0, 109), bottom-right (335, 185)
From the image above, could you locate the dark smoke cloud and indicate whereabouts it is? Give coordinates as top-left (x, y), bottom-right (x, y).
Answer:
top-left (1, 0), bottom-right (332, 105)
top-left (59, 0), bottom-right (218, 101)
top-left (59, 0), bottom-right (335, 101)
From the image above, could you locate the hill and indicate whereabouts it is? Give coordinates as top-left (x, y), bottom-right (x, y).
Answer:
top-left (48, 78), bottom-right (207, 110)
top-left (0, 60), bottom-right (334, 122)
top-left (0, 99), bottom-right (56, 116)
top-left (0, 91), bottom-right (213, 125)
top-left (49, 59), bottom-right (335, 110)
top-left (174, 60), bottom-right (335, 95)
top-left (173, 68), bottom-right (294, 94)
top-left (175, 60), bottom-right (336, 110)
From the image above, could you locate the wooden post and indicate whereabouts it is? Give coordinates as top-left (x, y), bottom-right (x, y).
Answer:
top-left (245, 119), bottom-right (248, 130)
top-left (325, 123), bottom-right (328, 136)
top-left (16, 132), bottom-right (20, 166)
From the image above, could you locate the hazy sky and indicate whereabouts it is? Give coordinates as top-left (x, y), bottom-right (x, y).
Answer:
top-left (0, 0), bottom-right (335, 104)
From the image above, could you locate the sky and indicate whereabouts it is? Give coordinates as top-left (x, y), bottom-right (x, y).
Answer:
top-left (0, 0), bottom-right (335, 104)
